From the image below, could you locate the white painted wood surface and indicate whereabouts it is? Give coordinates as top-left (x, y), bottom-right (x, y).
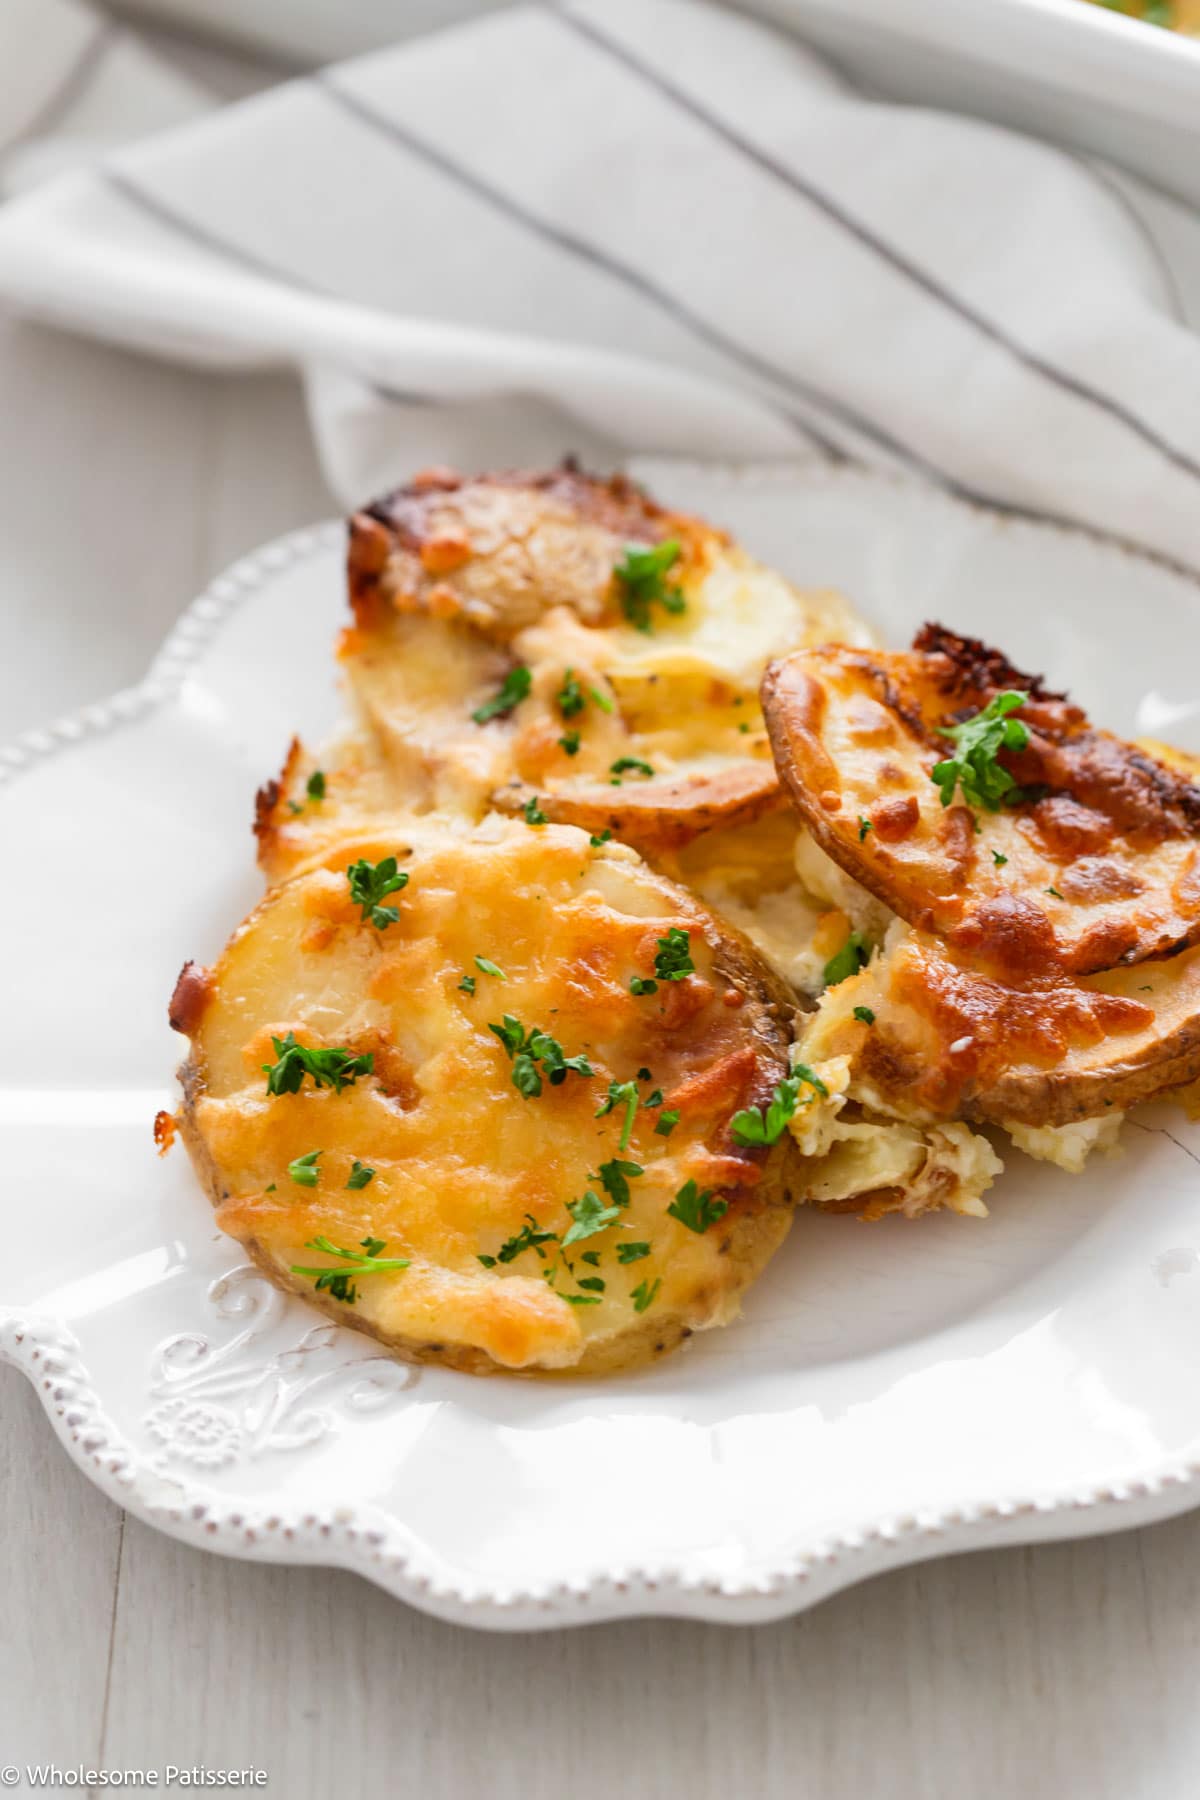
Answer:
top-left (3, 312), bottom-right (1200, 1800)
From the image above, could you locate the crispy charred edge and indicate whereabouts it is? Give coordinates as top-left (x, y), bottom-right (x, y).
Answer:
top-left (168, 961), bottom-right (213, 1036)
top-left (347, 458), bottom-right (678, 628)
top-left (912, 622), bottom-right (1065, 709)
top-left (915, 624), bottom-right (1200, 832)
top-left (252, 735), bottom-right (303, 868)
top-left (363, 458), bottom-right (669, 547)
top-left (494, 767), bottom-right (785, 855)
top-left (174, 1056), bottom-right (794, 1379)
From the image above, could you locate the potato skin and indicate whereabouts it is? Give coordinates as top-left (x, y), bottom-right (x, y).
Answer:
top-left (172, 820), bottom-right (799, 1377)
top-left (763, 628), bottom-right (1200, 979)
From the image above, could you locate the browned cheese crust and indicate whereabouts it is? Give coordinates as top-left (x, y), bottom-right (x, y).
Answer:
top-left (763, 624), bottom-right (1200, 981)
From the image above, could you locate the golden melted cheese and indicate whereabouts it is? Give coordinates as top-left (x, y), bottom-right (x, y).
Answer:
top-left (178, 816), bottom-right (796, 1374)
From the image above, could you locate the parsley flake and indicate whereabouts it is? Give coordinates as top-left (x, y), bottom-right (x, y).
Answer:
top-left (291, 1235), bottom-right (409, 1305)
top-left (496, 1215), bottom-right (558, 1264)
top-left (1046, 886), bottom-right (1064, 900)
top-left (630, 975), bottom-right (659, 996)
top-left (992, 850), bottom-right (1009, 866)
top-left (617, 1242), bottom-right (651, 1264)
top-left (556, 668), bottom-right (614, 719)
top-left (853, 1006), bottom-right (876, 1025)
top-left (610, 756), bottom-right (655, 784)
top-left (475, 955), bottom-right (506, 980)
top-left (858, 815), bottom-right (873, 842)
top-left (458, 974), bottom-right (476, 995)
top-left (523, 795), bottom-right (548, 826)
top-left (563, 1189), bottom-right (622, 1247)
top-left (596, 1157), bottom-right (643, 1207)
top-left (596, 1078), bottom-right (640, 1150)
top-left (631, 1276), bottom-right (661, 1313)
top-left (288, 1150), bottom-right (322, 1187)
top-left (654, 1109), bottom-right (680, 1137)
top-left (824, 932), bottom-right (869, 987)
top-left (614, 539), bottom-right (686, 633)
top-left (346, 856), bottom-right (409, 929)
top-left (262, 1034), bottom-right (374, 1097)
top-left (931, 691), bottom-right (1030, 812)
top-left (654, 927), bottom-right (694, 982)
top-left (667, 1178), bottom-right (728, 1234)
top-left (590, 829), bottom-right (613, 848)
top-left (471, 665), bottom-right (531, 724)
top-left (287, 769), bottom-right (327, 814)
top-left (346, 1158), bottom-right (375, 1190)
top-left (489, 1015), bottom-right (594, 1099)
top-left (559, 730), bottom-right (581, 757)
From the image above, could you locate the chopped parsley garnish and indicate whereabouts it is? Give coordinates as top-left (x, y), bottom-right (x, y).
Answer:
top-left (992, 850), bottom-right (1008, 867)
top-left (556, 668), bottom-right (614, 719)
top-left (471, 665), bottom-right (531, 724)
top-left (590, 829), bottom-right (613, 848)
top-left (823, 932), bottom-right (869, 987)
top-left (496, 1215), bottom-right (558, 1264)
top-left (523, 795), bottom-right (548, 826)
top-left (290, 1235), bottom-right (409, 1305)
top-left (1046, 886), bottom-right (1064, 900)
top-left (614, 539), bottom-right (686, 633)
top-left (597, 1157), bottom-right (642, 1207)
top-left (559, 730), bottom-right (581, 757)
top-left (563, 1189), bottom-right (622, 1247)
top-left (617, 1242), bottom-right (651, 1264)
top-left (578, 1276), bottom-right (606, 1293)
top-left (262, 1033), bottom-right (374, 1097)
top-left (596, 1078), bottom-right (640, 1150)
top-left (654, 1109), bottom-right (680, 1137)
top-left (580, 1250), bottom-right (602, 1267)
top-left (610, 756), bottom-right (655, 784)
top-left (731, 1070), bottom-right (822, 1147)
top-left (489, 1014), bottom-right (594, 1098)
top-left (931, 691), bottom-right (1030, 812)
top-left (630, 975), bottom-right (658, 996)
top-left (458, 974), bottom-right (476, 995)
top-left (346, 856), bottom-right (409, 928)
top-left (562, 1292), bottom-right (602, 1307)
top-left (287, 1149), bottom-right (322, 1187)
top-left (475, 955), bottom-right (506, 980)
top-left (287, 769), bottom-right (327, 813)
top-left (667, 1178), bottom-right (728, 1235)
top-left (631, 1276), bottom-right (661, 1314)
top-left (858, 815), bottom-right (872, 842)
top-left (346, 1158), bottom-right (375, 1190)
top-left (477, 1253), bottom-right (497, 1268)
top-left (654, 927), bottom-right (694, 982)
top-left (853, 1006), bottom-right (876, 1025)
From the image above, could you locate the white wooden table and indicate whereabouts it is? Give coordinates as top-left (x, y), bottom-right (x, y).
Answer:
top-left (3, 310), bottom-right (1200, 1800)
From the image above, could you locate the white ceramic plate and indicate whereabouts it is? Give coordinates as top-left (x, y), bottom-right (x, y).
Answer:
top-left (6, 461), bottom-right (1200, 1632)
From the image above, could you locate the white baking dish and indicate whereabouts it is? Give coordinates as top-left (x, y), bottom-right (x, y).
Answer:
top-left (748, 0), bottom-right (1200, 208)
top-left (118, 0), bottom-right (1199, 206)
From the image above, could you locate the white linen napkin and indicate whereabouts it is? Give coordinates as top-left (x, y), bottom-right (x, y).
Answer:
top-left (1, 0), bottom-right (1199, 573)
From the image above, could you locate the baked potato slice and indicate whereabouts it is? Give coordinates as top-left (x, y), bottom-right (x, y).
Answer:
top-left (342, 462), bottom-right (871, 855)
top-left (797, 921), bottom-right (1200, 1130)
top-left (763, 626), bottom-right (1200, 977)
top-left (169, 815), bottom-right (798, 1376)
